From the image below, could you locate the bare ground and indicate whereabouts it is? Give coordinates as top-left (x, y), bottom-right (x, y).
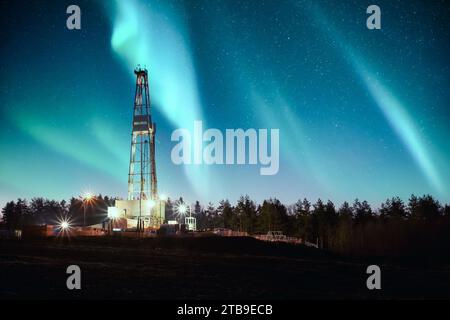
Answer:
top-left (1, 236), bottom-right (449, 299)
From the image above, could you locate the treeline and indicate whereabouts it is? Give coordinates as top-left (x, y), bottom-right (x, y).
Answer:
top-left (165, 195), bottom-right (450, 258)
top-left (2, 194), bottom-right (450, 259)
top-left (1, 195), bottom-right (115, 229)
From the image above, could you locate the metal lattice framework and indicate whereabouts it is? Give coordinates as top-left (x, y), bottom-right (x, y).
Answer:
top-left (127, 66), bottom-right (158, 201)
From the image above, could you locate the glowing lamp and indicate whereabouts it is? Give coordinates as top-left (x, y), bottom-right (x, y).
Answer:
top-left (177, 204), bottom-right (187, 215)
top-left (147, 200), bottom-right (156, 209)
top-left (108, 207), bottom-right (120, 219)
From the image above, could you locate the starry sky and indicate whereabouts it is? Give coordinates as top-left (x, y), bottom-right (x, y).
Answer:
top-left (0, 0), bottom-right (449, 209)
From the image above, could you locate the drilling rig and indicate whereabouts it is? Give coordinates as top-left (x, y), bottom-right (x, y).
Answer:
top-left (127, 66), bottom-right (157, 201)
top-left (111, 66), bottom-right (165, 231)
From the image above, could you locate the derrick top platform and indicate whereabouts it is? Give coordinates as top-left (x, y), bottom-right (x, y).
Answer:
top-left (134, 66), bottom-right (148, 76)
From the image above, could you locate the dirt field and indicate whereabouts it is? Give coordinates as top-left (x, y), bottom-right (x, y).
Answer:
top-left (1, 236), bottom-right (449, 299)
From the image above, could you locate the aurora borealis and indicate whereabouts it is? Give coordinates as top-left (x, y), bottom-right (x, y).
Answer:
top-left (0, 0), bottom-right (449, 208)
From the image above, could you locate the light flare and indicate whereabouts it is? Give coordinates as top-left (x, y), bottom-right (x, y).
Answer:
top-left (55, 215), bottom-right (74, 237)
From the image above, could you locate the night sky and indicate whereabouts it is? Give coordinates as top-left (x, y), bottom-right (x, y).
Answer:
top-left (0, 0), bottom-right (449, 208)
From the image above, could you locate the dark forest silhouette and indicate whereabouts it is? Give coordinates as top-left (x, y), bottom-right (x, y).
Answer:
top-left (2, 194), bottom-right (450, 259)
top-left (1, 195), bottom-right (115, 230)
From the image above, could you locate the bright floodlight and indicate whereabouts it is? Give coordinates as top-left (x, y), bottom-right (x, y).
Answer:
top-left (108, 207), bottom-right (120, 219)
top-left (177, 204), bottom-right (187, 214)
top-left (56, 215), bottom-right (73, 236)
top-left (147, 199), bottom-right (156, 208)
top-left (83, 192), bottom-right (93, 201)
